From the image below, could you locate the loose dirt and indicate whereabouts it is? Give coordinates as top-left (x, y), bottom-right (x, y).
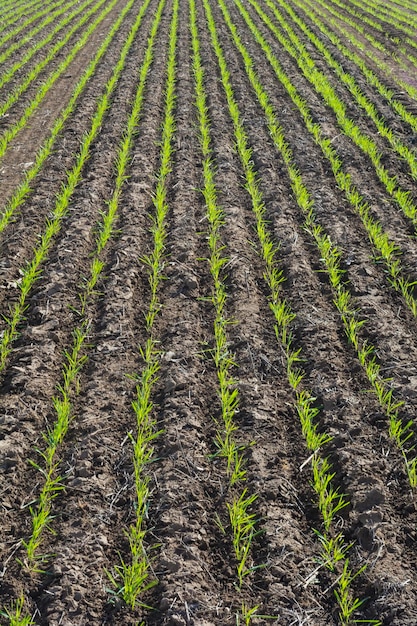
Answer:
top-left (1, 0), bottom-right (417, 624)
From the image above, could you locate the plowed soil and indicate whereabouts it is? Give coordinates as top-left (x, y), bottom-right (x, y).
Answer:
top-left (1, 0), bottom-right (417, 624)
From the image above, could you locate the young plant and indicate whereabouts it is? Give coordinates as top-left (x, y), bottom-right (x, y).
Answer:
top-left (227, 489), bottom-right (260, 587)
top-left (18, 0), bottom-right (154, 570)
top-left (0, 596), bottom-right (34, 626)
top-left (236, 603), bottom-right (277, 625)
top-left (0, 0), bottom-right (136, 234)
top-left (110, 0), bottom-right (177, 607)
top-left (0, 0), bottom-right (152, 375)
top-left (204, 0), bottom-right (357, 614)
top-left (0, 0), bottom-right (112, 160)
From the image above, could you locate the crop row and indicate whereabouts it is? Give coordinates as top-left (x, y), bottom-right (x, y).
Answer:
top-left (1, 0), bottom-right (161, 619)
top-left (0, 0), bottom-right (329, 621)
top-left (0, 0), bottom-right (116, 160)
top-left (0, 0), bottom-right (96, 92)
top-left (0, 0), bottom-right (61, 43)
top-left (292, 0), bottom-right (417, 136)
top-left (232, 0), bottom-right (417, 460)
top-left (106, 0), bottom-right (172, 607)
top-left (191, 0), bottom-right (260, 611)
top-left (307, 0), bottom-right (417, 101)
top-left (1, 0), bottom-right (416, 623)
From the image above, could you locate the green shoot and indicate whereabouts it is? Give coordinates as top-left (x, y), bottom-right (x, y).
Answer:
top-left (0, 596), bottom-right (34, 626)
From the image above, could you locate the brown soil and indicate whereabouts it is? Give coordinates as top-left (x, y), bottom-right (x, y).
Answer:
top-left (1, 0), bottom-right (417, 624)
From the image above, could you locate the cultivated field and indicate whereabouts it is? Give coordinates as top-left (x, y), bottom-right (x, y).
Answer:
top-left (1, 0), bottom-right (417, 623)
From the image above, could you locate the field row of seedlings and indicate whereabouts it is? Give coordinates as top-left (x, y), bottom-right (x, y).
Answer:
top-left (1, 0), bottom-right (417, 623)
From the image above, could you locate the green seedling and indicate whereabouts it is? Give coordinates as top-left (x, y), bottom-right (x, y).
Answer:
top-left (191, 0), bottom-right (254, 598)
top-left (0, 0), bottom-right (96, 93)
top-left (227, 0), bottom-right (417, 490)
top-left (314, 531), bottom-right (353, 570)
top-left (0, 0), bottom-right (112, 161)
top-left (227, 489), bottom-right (259, 587)
top-left (18, 0), bottom-right (153, 575)
top-left (110, 0), bottom-right (176, 606)
top-left (0, 596), bottom-right (34, 626)
top-left (335, 562), bottom-right (381, 625)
